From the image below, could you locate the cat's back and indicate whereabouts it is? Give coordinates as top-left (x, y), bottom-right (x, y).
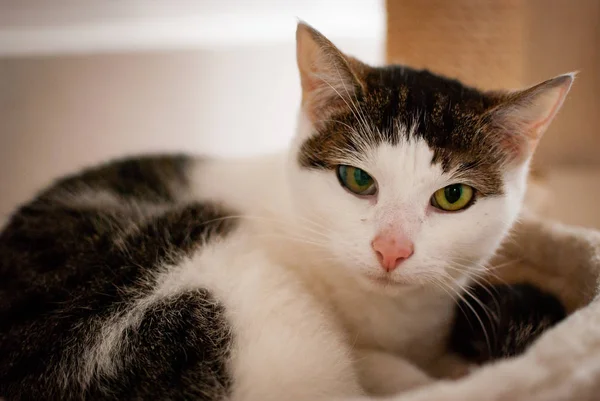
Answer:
top-left (0, 153), bottom-right (358, 401)
top-left (0, 154), bottom-right (240, 400)
top-left (0, 154), bottom-right (213, 310)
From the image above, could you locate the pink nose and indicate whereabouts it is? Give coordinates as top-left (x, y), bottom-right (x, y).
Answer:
top-left (371, 233), bottom-right (414, 272)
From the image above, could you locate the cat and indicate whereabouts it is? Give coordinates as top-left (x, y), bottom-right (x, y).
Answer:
top-left (0, 22), bottom-right (573, 401)
top-left (450, 282), bottom-right (566, 364)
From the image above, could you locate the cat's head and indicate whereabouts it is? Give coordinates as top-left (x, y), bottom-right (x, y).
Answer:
top-left (288, 22), bottom-right (573, 292)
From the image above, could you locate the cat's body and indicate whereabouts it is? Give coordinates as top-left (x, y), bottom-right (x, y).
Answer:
top-left (0, 23), bottom-right (573, 401)
top-left (0, 154), bottom-right (448, 400)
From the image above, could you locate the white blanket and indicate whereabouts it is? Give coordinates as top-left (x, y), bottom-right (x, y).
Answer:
top-left (397, 215), bottom-right (600, 401)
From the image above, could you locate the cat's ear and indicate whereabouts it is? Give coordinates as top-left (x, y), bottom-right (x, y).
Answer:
top-left (296, 22), bottom-right (365, 123)
top-left (484, 73), bottom-right (575, 163)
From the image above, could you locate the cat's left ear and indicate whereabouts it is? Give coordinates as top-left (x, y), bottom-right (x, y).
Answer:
top-left (296, 22), bottom-right (366, 125)
top-left (484, 73), bottom-right (575, 163)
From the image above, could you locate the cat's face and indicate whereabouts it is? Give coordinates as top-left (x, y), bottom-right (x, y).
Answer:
top-left (288, 23), bottom-right (573, 292)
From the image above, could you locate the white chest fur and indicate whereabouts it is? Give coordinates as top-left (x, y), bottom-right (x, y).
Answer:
top-left (308, 270), bottom-right (455, 369)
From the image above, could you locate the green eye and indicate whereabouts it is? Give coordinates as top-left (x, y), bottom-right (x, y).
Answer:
top-left (431, 184), bottom-right (475, 211)
top-left (336, 165), bottom-right (377, 196)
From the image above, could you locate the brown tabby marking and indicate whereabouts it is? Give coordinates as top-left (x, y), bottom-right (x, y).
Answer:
top-left (298, 66), bottom-right (506, 197)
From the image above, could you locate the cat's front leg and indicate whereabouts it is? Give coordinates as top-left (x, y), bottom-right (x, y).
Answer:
top-left (354, 349), bottom-right (434, 396)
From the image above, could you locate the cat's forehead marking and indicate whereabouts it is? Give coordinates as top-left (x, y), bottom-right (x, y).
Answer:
top-left (298, 65), bottom-right (505, 196)
top-left (370, 139), bottom-right (442, 193)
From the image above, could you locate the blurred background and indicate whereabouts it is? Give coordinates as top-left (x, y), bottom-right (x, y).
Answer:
top-left (0, 0), bottom-right (599, 229)
top-left (0, 0), bottom-right (384, 222)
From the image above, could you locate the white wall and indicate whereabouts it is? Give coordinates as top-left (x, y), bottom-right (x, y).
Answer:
top-left (0, 1), bottom-right (385, 220)
top-left (0, 0), bottom-right (384, 55)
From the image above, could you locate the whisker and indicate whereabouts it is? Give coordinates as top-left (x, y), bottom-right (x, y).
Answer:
top-left (435, 273), bottom-right (494, 358)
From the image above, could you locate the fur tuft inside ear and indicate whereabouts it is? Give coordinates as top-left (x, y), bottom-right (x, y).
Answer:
top-left (296, 22), bottom-right (364, 124)
top-left (484, 73), bottom-right (575, 163)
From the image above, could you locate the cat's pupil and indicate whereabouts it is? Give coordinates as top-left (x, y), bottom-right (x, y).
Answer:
top-left (354, 168), bottom-right (371, 187)
top-left (445, 185), bottom-right (462, 204)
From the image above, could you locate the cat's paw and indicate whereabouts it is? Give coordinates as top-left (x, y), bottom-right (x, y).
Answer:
top-left (354, 349), bottom-right (434, 397)
top-left (433, 353), bottom-right (476, 380)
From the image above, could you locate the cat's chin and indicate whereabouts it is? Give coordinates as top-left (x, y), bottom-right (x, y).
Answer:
top-left (358, 273), bottom-right (418, 294)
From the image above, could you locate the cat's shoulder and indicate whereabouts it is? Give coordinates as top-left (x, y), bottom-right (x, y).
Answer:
top-left (42, 153), bottom-right (201, 205)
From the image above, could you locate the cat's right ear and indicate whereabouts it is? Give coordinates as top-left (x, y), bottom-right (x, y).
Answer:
top-left (483, 73), bottom-right (574, 164)
top-left (296, 22), bottom-right (365, 125)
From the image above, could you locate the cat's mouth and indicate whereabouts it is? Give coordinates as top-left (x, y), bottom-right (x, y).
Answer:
top-left (364, 274), bottom-right (409, 287)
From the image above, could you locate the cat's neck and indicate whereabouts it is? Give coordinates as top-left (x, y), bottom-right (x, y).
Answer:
top-left (189, 153), bottom-right (292, 217)
top-left (190, 152), bottom-right (324, 270)
top-left (190, 153), bottom-right (342, 270)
